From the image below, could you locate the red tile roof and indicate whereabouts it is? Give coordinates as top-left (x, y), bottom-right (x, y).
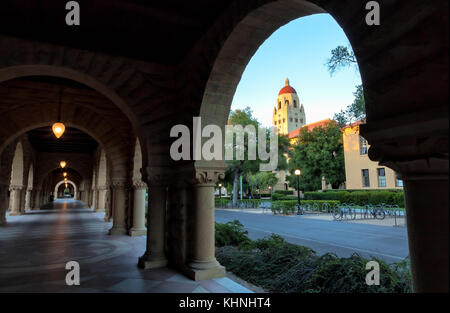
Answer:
top-left (288, 118), bottom-right (332, 139)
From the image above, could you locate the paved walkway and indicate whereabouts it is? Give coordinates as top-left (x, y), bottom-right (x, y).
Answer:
top-left (0, 199), bottom-right (252, 293)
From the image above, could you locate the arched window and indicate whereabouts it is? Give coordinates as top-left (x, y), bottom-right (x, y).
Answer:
top-left (293, 100), bottom-right (297, 107)
top-left (285, 100), bottom-right (289, 105)
top-left (278, 101), bottom-right (281, 109)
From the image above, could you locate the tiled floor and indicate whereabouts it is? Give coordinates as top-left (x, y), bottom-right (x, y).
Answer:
top-left (0, 199), bottom-right (253, 293)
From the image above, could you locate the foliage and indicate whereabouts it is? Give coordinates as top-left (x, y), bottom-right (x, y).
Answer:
top-left (214, 222), bottom-right (413, 293)
top-left (325, 45), bottom-right (366, 127)
top-left (333, 84), bottom-right (366, 127)
top-left (215, 220), bottom-right (251, 247)
top-left (304, 190), bottom-right (405, 207)
top-left (225, 108), bottom-right (287, 207)
top-left (247, 172), bottom-right (278, 196)
top-left (325, 45), bottom-right (357, 76)
top-left (215, 198), bottom-right (264, 208)
top-left (287, 121), bottom-right (345, 191)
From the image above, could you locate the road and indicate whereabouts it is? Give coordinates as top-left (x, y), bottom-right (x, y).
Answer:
top-left (215, 210), bottom-right (409, 264)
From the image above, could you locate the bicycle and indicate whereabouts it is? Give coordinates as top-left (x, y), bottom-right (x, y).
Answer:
top-left (333, 203), bottom-right (356, 220)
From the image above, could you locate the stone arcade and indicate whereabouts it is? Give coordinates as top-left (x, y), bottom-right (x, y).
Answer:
top-left (0, 0), bottom-right (447, 292)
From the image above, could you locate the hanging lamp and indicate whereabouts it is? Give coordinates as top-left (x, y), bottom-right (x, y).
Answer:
top-left (52, 87), bottom-right (66, 138)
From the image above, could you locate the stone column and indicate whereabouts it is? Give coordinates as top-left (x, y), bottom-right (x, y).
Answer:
top-left (8, 185), bottom-right (23, 216)
top-left (91, 188), bottom-right (98, 210)
top-left (109, 179), bottom-right (127, 235)
top-left (185, 167), bottom-right (225, 281)
top-left (24, 188), bottom-right (32, 210)
top-left (33, 187), bottom-right (41, 209)
top-left (0, 182), bottom-right (9, 225)
top-left (138, 168), bottom-right (168, 269)
top-left (361, 111), bottom-right (448, 292)
top-left (96, 186), bottom-right (107, 212)
top-left (129, 180), bottom-right (147, 236)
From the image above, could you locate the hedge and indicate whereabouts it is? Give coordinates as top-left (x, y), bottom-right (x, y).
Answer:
top-left (215, 198), bottom-right (264, 208)
top-left (271, 200), bottom-right (340, 215)
top-left (304, 191), bottom-right (405, 207)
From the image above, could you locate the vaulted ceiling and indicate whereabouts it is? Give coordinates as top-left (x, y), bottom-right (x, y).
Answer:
top-left (0, 0), bottom-right (233, 64)
top-left (27, 127), bottom-right (98, 154)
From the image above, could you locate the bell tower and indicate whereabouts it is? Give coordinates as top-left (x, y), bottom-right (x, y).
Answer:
top-left (272, 78), bottom-right (306, 135)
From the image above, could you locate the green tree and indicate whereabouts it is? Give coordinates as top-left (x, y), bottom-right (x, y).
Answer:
top-left (287, 121), bottom-right (345, 191)
top-left (333, 85), bottom-right (366, 127)
top-left (247, 171), bottom-right (278, 197)
top-left (325, 45), bottom-right (357, 76)
top-left (226, 107), bottom-right (288, 206)
top-left (325, 45), bottom-right (366, 126)
top-left (226, 107), bottom-right (260, 207)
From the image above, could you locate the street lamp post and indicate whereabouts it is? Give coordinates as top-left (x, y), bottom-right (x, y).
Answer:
top-left (218, 183), bottom-right (222, 199)
top-left (295, 169), bottom-right (302, 214)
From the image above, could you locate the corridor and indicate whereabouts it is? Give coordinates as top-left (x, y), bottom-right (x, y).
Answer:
top-left (0, 199), bottom-right (252, 293)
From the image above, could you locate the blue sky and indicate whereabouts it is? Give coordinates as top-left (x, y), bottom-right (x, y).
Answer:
top-left (230, 13), bottom-right (362, 127)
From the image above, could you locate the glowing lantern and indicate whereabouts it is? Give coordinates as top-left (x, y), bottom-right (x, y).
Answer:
top-left (60, 161), bottom-right (67, 168)
top-left (52, 122), bottom-right (65, 138)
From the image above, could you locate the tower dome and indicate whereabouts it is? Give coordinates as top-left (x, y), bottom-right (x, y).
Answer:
top-left (278, 78), bottom-right (297, 95)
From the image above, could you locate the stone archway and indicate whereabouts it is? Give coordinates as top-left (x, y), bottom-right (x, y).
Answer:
top-left (184, 0), bottom-right (448, 292)
top-left (54, 180), bottom-right (77, 199)
top-left (8, 141), bottom-right (24, 216)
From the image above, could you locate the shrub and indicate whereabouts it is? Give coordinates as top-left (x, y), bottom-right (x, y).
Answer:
top-left (215, 220), bottom-right (251, 247)
top-left (271, 193), bottom-right (285, 201)
top-left (304, 190), bottom-right (405, 207)
top-left (214, 223), bottom-right (412, 293)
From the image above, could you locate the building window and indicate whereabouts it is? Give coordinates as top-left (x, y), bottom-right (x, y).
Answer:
top-left (282, 118), bottom-right (285, 123)
top-left (360, 136), bottom-right (368, 155)
top-left (274, 121), bottom-right (277, 125)
top-left (377, 168), bottom-right (386, 187)
top-left (285, 100), bottom-right (289, 105)
top-left (290, 118), bottom-right (293, 122)
top-left (300, 118), bottom-right (303, 124)
top-left (278, 120), bottom-right (281, 124)
top-left (295, 118), bottom-right (298, 123)
top-left (293, 100), bottom-right (297, 107)
top-left (395, 173), bottom-right (403, 187)
top-left (278, 101), bottom-right (281, 109)
top-left (362, 169), bottom-right (370, 187)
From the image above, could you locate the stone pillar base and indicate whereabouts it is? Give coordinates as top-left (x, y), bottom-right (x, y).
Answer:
top-left (108, 227), bottom-right (127, 235)
top-left (129, 227), bottom-right (147, 237)
top-left (95, 208), bottom-right (105, 213)
top-left (184, 264), bottom-right (226, 281)
top-left (138, 254), bottom-right (168, 269)
top-left (9, 212), bottom-right (22, 216)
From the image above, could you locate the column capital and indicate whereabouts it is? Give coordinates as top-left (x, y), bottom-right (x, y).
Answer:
top-left (9, 185), bottom-right (24, 191)
top-left (132, 180), bottom-right (147, 190)
top-left (111, 179), bottom-right (127, 189)
top-left (97, 185), bottom-right (108, 191)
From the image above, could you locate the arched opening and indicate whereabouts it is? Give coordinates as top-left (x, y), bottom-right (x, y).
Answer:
top-left (54, 180), bottom-right (77, 199)
top-left (0, 74), bottom-right (137, 236)
top-left (193, 0), bottom-right (448, 292)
